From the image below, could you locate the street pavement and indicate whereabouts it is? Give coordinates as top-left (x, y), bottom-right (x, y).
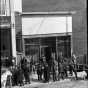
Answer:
top-left (12, 74), bottom-right (88, 88)
top-left (12, 80), bottom-right (88, 88)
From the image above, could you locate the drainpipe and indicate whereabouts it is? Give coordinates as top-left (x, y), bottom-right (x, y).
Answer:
top-left (66, 16), bottom-right (68, 57)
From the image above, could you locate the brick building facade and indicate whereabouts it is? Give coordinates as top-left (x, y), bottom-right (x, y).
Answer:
top-left (22, 0), bottom-right (87, 56)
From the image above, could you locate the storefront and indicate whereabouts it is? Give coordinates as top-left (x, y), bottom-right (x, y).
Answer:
top-left (22, 12), bottom-right (72, 63)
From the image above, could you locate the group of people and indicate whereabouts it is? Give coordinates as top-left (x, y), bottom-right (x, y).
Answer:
top-left (11, 52), bottom-right (78, 86)
top-left (2, 52), bottom-right (88, 87)
top-left (36, 52), bottom-right (78, 82)
top-left (58, 52), bottom-right (78, 80)
top-left (37, 56), bottom-right (50, 82)
top-left (11, 56), bottom-right (31, 86)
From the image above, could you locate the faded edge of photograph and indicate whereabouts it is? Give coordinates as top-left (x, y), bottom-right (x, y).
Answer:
top-left (0, 0), bottom-right (88, 88)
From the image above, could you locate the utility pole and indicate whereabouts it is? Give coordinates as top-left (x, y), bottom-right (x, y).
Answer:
top-left (10, 0), bottom-right (17, 64)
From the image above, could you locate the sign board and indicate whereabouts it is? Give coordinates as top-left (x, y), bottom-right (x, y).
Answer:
top-left (22, 16), bottom-right (72, 35)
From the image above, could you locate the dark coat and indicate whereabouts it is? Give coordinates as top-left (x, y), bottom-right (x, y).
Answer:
top-left (37, 63), bottom-right (43, 75)
top-left (59, 63), bottom-right (64, 73)
top-left (21, 58), bottom-right (28, 70)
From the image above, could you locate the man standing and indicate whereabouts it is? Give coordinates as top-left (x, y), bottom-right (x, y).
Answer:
top-left (63, 58), bottom-right (68, 78)
top-left (57, 52), bottom-right (64, 80)
top-left (52, 58), bottom-right (57, 81)
top-left (69, 53), bottom-right (78, 80)
top-left (21, 56), bottom-right (30, 84)
top-left (43, 56), bottom-right (49, 82)
top-left (37, 60), bottom-right (43, 81)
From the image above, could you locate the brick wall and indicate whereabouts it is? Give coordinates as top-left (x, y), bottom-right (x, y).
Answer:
top-left (72, 9), bottom-right (87, 56)
top-left (22, 0), bottom-right (86, 12)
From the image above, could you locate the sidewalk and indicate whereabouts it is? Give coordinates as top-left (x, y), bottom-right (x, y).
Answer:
top-left (12, 73), bottom-right (43, 88)
top-left (12, 73), bottom-right (88, 88)
top-left (12, 79), bottom-right (88, 88)
top-left (12, 74), bottom-right (71, 88)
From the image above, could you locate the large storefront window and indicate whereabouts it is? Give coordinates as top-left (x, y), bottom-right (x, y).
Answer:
top-left (57, 36), bottom-right (71, 58)
top-left (25, 45), bottom-right (40, 63)
top-left (24, 38), bottom-right (40, 63)
top-left (24, 35), bottom-right (71, 62)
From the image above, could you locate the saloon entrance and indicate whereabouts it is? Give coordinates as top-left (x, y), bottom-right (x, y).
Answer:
top-left (24, 35), bottom-right (71, 63)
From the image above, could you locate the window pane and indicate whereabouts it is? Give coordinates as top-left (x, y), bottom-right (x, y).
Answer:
top-left (0, 0), bottom-right (5, 15)
top-left (16, 38), bottom-right (23, 52)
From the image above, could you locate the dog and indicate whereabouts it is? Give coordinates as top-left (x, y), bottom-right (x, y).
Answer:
top-left (73, 71), bottom-right (87, 80)
top-left (77, 71), bottom-right (87, 80)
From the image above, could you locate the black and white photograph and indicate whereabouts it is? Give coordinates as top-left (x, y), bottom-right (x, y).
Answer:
top-left (0, 0), bottom-right (88, 88)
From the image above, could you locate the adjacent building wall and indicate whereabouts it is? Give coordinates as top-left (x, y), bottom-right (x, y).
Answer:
top-left (72, 8), bottom-right (87, 56)
top-left (15, 12), bottom-right (23, 53)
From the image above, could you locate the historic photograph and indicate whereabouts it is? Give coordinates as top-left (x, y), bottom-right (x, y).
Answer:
top-left (0, 0), bottom-right (87, 88)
